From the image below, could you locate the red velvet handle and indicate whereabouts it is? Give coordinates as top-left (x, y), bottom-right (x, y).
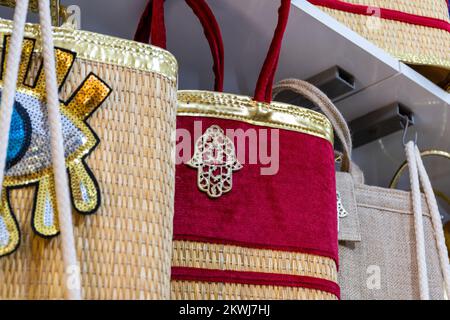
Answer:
top-left (186, 0), bottom-right (224, 92)
top-left (253, 0), bottom-right (291, 103)
top-left (134, 0), bottom-right (167, 48)
top-left (134, 0), bottom-right (224, 92)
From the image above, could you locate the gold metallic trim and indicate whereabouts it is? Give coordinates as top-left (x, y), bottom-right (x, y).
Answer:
top-left (177, 90), bottom-right (334, 144)
top-left (172, 240), bottom-right (338, 284)
top-left (0, 18), bottom-right (178, 81)
top-left (171, 280), bottom-right (338, 300)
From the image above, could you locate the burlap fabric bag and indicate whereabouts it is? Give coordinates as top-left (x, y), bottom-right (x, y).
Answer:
top-left (273, 78), bottom-right (450, 300)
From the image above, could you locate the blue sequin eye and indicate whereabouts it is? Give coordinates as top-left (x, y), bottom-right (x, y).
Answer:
top-left (5, 90), bottom-right (90, 178)
top-left (1, 93), bottom-right (32, 169)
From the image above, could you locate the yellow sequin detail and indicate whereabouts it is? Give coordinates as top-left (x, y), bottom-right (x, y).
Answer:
top-left (0, 189), bottom-right (19, 256)
top-left (0, 36), bottom-right (111, 257)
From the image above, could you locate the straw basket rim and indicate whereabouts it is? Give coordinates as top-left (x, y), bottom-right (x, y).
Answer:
top-left (309, 0), bottom-right (450, 73)
top-left (0, 18), bottom-right (178, 81)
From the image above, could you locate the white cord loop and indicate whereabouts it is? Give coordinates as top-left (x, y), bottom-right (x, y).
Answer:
top-left (406, 140), bottom-right (450, 300)
top-left (414, 145), bottom-right (450, 298)
top-left (0, 0), bottom-right (80, 300)
top-left (37, 0), bottom-right (81, 300)
top-left (406, 141), bottom-right (430, 300)
top-left (0, 0), bottom-right (29, 214)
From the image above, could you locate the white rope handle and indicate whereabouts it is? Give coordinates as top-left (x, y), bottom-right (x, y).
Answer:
top-left (0, 0), bottom-right (80, 299)
top-left (406, 141), bottom-right (430, 300)
top-left (414, 145), bottom-right (450, 298)
top-left (0, 0), bottom-right (29, 211)
top-left (37, 0), bottom-right (81, 300)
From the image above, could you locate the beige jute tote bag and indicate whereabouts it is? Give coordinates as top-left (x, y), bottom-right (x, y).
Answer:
top-left (0, 0), bottom-right (177, 299)
top-left (273, 78), bottom-right (450, 300)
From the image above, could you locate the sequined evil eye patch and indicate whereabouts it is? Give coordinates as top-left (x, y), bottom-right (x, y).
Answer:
top-left (0, 36), bottom-right (112, 257)
top-left (4, 96), bottom-right (32, 170)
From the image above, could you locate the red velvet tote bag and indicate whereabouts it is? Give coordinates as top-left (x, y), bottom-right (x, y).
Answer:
top-left (136, 0), bottom-right (339, 300)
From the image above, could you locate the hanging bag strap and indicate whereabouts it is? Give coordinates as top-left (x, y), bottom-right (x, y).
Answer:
top-left (414, 146), bottom-right (450, 299)
top-left (405, 141), bottom-right (430, 299)
top-left (0, 0), bottom-right (80, 300)
top-left (272, 78), bottom-right (353, 173)
top-left (253, 0), bottom-right (291, 103)
top-left (134, 0), bottom-right (224, 91)
top-left (396, 143), bottom-right (450, 299)
top-left (135, 0), bottom-right (292, 96)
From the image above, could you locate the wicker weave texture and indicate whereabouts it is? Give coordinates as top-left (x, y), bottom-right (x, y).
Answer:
top-left (172, 241), bottom-right (338, 282)
top-left (0, 57), bottom-right (177, 299)
top-left (320, 7), bottom-right (450, 70)
top-left (171, 281), bottom-right (338, 300)
top-left (171, 241), bottom-right (339, 300)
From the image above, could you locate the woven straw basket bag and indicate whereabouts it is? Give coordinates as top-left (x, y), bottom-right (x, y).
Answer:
top-left (308, 0), bottom-right (450, 90)
top-left (0, 0), bottom-right (177, 299)
top-left (173, 1), bottom-right (339, 300)
top-left (136, 0), bottom-right (340, 300)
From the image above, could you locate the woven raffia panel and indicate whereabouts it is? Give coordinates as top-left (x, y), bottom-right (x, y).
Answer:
top-left (171, 281), bottom-right (338, 300)
top-left (171, 241), bottom-right (339, 300)
top-left (320, 7), bottom-right (450, 69)
top-left (0, 57), bottom-right (177, 299)
top-left (172, 241), bottom-right (338, 282)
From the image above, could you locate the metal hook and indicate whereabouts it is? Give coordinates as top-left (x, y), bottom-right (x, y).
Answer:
top-left (400, 114), bottom-right (417, 146)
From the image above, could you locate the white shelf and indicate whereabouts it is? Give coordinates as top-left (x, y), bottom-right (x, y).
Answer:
top-left (164, 0), bottom-right (401, 94)
top-left (0, 0), bottom-right (449, 195)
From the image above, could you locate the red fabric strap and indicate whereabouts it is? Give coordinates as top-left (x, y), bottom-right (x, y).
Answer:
top-left (308, 0), bottom-right (450, 33)
top-left (172, 267), bottom-right (341, 298)
top-left (151, 0), bottom-right (167, 48)
top-left (253, 0), bottom-right (291, 103)
top-left (134, 0), bottom-right (166, 48)
top-left (134, 0), bottom-right (224, 91)
top-left (134, 0), bottom-right (153, 45)
top-left (186, 0), bottom-right (224, 92)
top-left (134, 0), bottom-right (167, 46)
